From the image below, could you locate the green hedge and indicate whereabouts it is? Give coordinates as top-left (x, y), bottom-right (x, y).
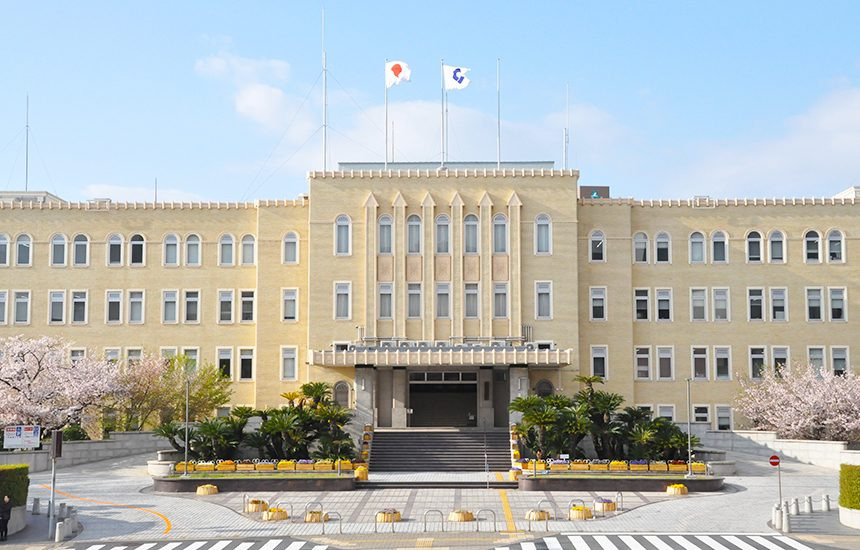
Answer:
top-left (0, 464), bottom-right (29, 507)
top-left (840, 464), bottom-right (860, 509)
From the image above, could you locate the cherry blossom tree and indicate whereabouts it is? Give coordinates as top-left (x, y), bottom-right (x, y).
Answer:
top-left (735, 363), bottom-right (860, 441)
top-left (0, 336), bottom-right (122, 430)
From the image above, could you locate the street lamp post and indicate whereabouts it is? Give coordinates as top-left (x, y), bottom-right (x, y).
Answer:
top-left (685, 377), bottom-right (694, 479)
top-left (182, 369), bottom-right (190, 478)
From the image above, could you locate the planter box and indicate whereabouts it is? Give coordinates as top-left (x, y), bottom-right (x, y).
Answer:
top-left (569, 508), bottom-right (593, 520)
top-left (256, 463), bottom-right (276, 471)
top-left (263, 509), bottom-right (289, 521)
top-left (668, 464), bottom-right (688, 472)
top-left (629, 464), bottom-right (649, 471)
top-left (550, 463), bottom-right (569, 471)
top-left (666, 485), bottom-right (689, 495)
top-left (570, 463), bottom-right (590, 471)
top-left (609, 463), bottom-right (628, 471)
top-left (840, 506), bottom-right (860, 529)
top-left (174, 462), bottom-right (194, 473)
top-left (336, 460), bottom-right (353, 470)
top-left (147, 460), bottom-right (174, 477)
top-left (277, 462), bottom-right (295, 471)
top-left (236, 464), bottom-right (255, 471)
top-left (216, 464), bottom-right (236, 472)
top-left (376, 511), bottom-right (401, 523)
top-left (649, 463), bottom-right (668, 471)
top-left (691, 463), bottom-right (707, 473)
top-left (314, 463), bottom-right (333, 471)
top-left (296, 463), bottom-right (315, 471)
top-left (595, 501), bottom-right (617, 513)
top-left (589, 463), bottom-right (609, 471)
top-left (196, 463), bottom-right (215, 472)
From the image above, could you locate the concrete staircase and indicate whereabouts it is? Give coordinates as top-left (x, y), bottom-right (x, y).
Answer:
top-left (369, 430), bottom-right (512, 472)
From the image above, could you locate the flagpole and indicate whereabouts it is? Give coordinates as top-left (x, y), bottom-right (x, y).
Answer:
top-left (321, 8), bottom-right (327, 171)
top-left (384, 59), bottom-right (388, 169)
top-left (496, 58), bottom-right (501, 169)
top-left (445, 91), bottom-right (449, 162)
top-left (440, 58), bottom-right (445, 168)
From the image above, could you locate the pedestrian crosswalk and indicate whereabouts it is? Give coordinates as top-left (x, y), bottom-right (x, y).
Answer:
top-left (62, 540), bottom-right (330, 550)
top-left (495, 534), bottom-right (824, 550)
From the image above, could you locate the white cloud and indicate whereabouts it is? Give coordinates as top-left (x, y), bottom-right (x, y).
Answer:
top-left (81, 184), bottom-right (205, 202)
top-left (195, 52), bottom-right (289, 84)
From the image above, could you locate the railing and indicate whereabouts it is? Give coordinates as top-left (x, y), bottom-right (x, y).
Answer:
top-left (312, 347), bottom-right (573, 367)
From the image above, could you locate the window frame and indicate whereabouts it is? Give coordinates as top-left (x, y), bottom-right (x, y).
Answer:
top-left (689, 231), bottom-right (706, 264)
top-left (183, 289), bottom-right (201, 324)
top-left (493, 214), bottom-right (509, 254)
top-left (435, 282), bottom-right (451, 319)
top-left (804, 230), bottom-right (821, 263)
top-left (377, 283), bottom-right (393, 320)
top-left (217, 289), bottom-right (234, 324)
top-left (13, 290), bottom-right (31, 325)
top-left (807, 346), bottom-right (826, 374)
top-left (771, 346), bottom-right (790, 374)
top-left (656, 346), bottom-right (674, 380)
top-left (282, 287), bottom-right (299, 322)
top-left (693, 404), bottom-right (711, 424)
top-left (163, 233), bottom-right (180, 267)
top-left (692, 346), bottom-right (709, 380)
top-left (127, 289), bottom-right (145, 325)
top-left (238, 347), bottom-right (255, 381)
top-left (746, 230), bottom-right (763, 263)
top-left (633, 232), bottom-right (649, 263)
top-left (407, 214), bottom-right (422, 255)
top-left (716, 405), bottom-right (733, 431)
top-left (464, 282), bottom-right (479, 319)
top-left (334, 281), bottom-right (352, 320)
top-left (377, 216), bottom-right (393, 255)
top-left (831, 346), bottom-right (849, 376)
top-left (106, 233), bottom-right (123, 267)
top-left (588, 286), bottom-right (606, 321)
top-left (185, 233), bottom-right (201, 267)
top-left (657, 404), bottom-right (676, 422)
top-left (0, 290), bottom-right (6, 325)
top-left (590, 345), bottom-right (608, 379)
top-left (283, 231), bottom-right (300, 264)
top-left (280, 346), bottom-right (299, 381)
top-left (464, 214), bottom-right (479, 254)
top-left (634, 288), bottom-right (650, 321)
top-left (105, 289), bottom-right (123, 325)
top-left (15, 234), bottom-right (33, 267)
top-left (749, 346), bottom-right (767, 379)
top-left (50, 233), bottom-right (68, 267)
top-left (827, 229), bottom-right (844, 263)
top-left (535, 213), bottom-right (552, 255)
top-left (829, 287), bottom-right (847, 322)
top-left (654, 232), bottom-right (671, 264)
top-left (690, 287), bottom-right (708, 322)
top-left (770, 287), bottom-right (789, 322)
top-left (48, 289), bottom-right (66, 325)
top-left (335, 214), bottom-right (352, 256)
top-left (768, 230), bottom-right (785, 264)
top-left (712, 287), bottom-right (731, 322)
top-left (216, 346), bottom-right (233, 380)
top-left (239, 289), bottom-right (255, 323)
top-left (70, 289), bottom-right (88, 325)
top-left (536, 281), bottom-right (553, 320)
top-left (129, 234), bottom-right (146, 266)
top-left (407, 282), bottom-right (422, 319)
top-left (634, 346), bottom-right (651, 380)
top-left (655, 288), bottom-right (673, 322)
top-left (162, 289), bottom-right (179, 324)
top-left (240, 234), bottom-right (256, 266)
top-left (714, 346), bottom-right (732, 381)
top-left (218, 234), bottom-right (235, 266)
top-left (589, 230), bottom-right (606, 262)
top-left (747, 287), bottom-right (765, 322)
top-left (711, 230), bottom-right (728, 264)
top-left (435, 214), bottom-right (450, 254)
top-left (493, 282), bottom-right (509, 319)
top-left (0, 234), bottom-right (8, 266)
top-left (805, 286), bottom-right (824, 322)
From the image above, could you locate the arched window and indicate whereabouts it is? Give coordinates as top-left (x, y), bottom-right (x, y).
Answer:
top-left (589, 230), bottom-right (605, 262)
top-left (51, 234), bottom-right (67, 266)
top-left (493, 214), bottom-right (508, 253)
top-left (0, 234), bottom-right (8, 266)
top-left (73, 234), bottom-right (89, 266)
top-left (535, 379), bottom-right (554, 397)
top-left (129, 234), bottom-right (145, 265)
top-left (464, 214), bottom-right (479, 254)
top-left (435, 214), bottom-right (450, 254)
top-left (377, 216), bottom-right (392, 254)
top-left (746, 231), bottom-right (762, 263)
top-left (407, 214), bottom-right (421, 254)
top-left (769, 231), bottom-right (784, 263)
top-left (805, 230), bottom-right (820, 263)
top-left (633, 232), bottom-right (648, 263)
top-left (334, 381), bottom-right (351, 408)
top-left (283, 232), bottom-right (299, 263)
top-left (828, 230), bottom-right (843, 262)
top-left (107, 234), bottom-right (123, 266)
top-left (15, 234), bottom-right (31, 266)
top-left (219, 234), bottom-right (234, 266)
top-left (163, 234), bottom-right (179, 266)
top-left (711, 231), bottom-right (727, 263)
top-left (185, 234), bottom-right (201, 266)
top-left (241, 235), bottom-right (255, 265)
top-left (655, 232), bottom-right (671, 263)
top-left (335, 214), bottom-right (351, 255)
top-left (689, 232), bottom-right (705, 263)
top-left (535, 214), bottom-right (551, 254)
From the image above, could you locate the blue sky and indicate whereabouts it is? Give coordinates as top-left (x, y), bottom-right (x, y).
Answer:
top-left (1, 1), bottom-right (860, 201)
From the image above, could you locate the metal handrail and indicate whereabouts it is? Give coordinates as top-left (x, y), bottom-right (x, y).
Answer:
top-left (423, 509), bottom-right (445, 532)
top-left (529, 498), bottom-right (553, 531)
top-left (304, 501), bottom-right (325, 533)
top-left (274, 502), bottom-right (294, 523)
top-left (475, 509), bottom-right (497, 532)
top-left (327, 511), bottom-right (343, 534)
top-left (374, 510), bottom-right (397, 533)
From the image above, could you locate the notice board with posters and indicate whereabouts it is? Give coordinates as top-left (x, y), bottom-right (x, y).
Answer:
top-left (3, 425), bottom-right (41, 449)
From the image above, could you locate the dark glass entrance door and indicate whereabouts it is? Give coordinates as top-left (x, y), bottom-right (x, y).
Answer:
top-left (409, 383), bottom-right (477, 427)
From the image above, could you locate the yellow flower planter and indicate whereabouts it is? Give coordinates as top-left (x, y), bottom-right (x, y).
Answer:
top-left (363, 433), bottom-right (373, 441)
top-left (666, 484), bottom-right (689, 496)
top-left (255, 463), bottom-right (275, 471)
top-left (216, 464), bottom-right (236, 472)
top-left (569, 507), bottom-right (593, 520)
top-left (595, 501), bottom-right (617, 513)
top-left (236, 463), bottom-right (255, 471)
top-left (609, 462), bottom-right (628, 471)
top-left (668, 464), bottom-right (689, 472)
top-left (375, 510), bottom-right (401, 523)
top-left (304, 510), bottom-right (329, 523)
top-left (649, 463), bottom-right (668, 472)
top-left (246, 499), bottom-right (268, 513)
top-left (550, 463), bottom-right (569, 471)
top-left (691, 462), bottom-right (707, 473)
top-left (296, 463), bottom-right (315, 471)
top-left (337, 460), bottom-right (353, 470)
top-left (314, 462), bottom-right (333, 471)
top-left (262, 508), bottom-right (289, 521)
top-left (277, 461), bottom-right (295, 471)
top-left (629, 464), bottom-right (649, 471)
top-left (526, 509), bottom-right (551, 521)
top-left (195, 463), bottom-right (215, 472)
top-left (175, 462), bottom-right (194, 473)
top-left (196, 484), bottom-right (218, 495)
top-left (512, 449), bottom-right (521, 459)
top-left (447, 510), bottom-right (475, 522)
top-left (354, 466), bottom-right (369, 481)
top-left (589, 463), bottom-right (609, 471)
top-left (570, 463), bottom-right (590, 471)
top-left (533, 461), bottom-right (547, 471)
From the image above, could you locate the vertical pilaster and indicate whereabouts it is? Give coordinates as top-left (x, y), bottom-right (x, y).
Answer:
top-left (508, 191), bottom-right (523, 339)
top-left (363, 193), bottom-right (379, 339)
top-left (421, 192), bottom-right (436, 341)
top-left (393, 192), bottom-right (407, 338)
top-left (450, 192), bottom-right (464, 339)
top-left (479, 192), bottom-right (494, 337)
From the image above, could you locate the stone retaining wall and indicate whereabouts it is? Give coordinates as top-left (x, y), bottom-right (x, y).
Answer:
top-left (0, 431), bottom-right (167, 473)
top-left (700, 430), bottom-right (860, 470)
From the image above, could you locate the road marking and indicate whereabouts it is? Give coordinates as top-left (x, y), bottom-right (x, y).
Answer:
top-left (567, 535), bottom-right (592, 550)
top-left (774, 536), bottom-right (817, 550)
top-left (750, 536), bottom-right (794, 550)
top-left (670, 535), bottom-right (705, 550)
top-left (521, 543), bottom-right (537, 550)
top-left (132, 544), bottom-right (157, 550)
top-left (84, 546), bottom-right (105, 550)
top-left (721, 536), bottom-right (759, 550)
top-left (182, 542), bottom-right (207, 550)
top-left (311, 546), bottom-right (328, 550)
top-left (109, 546), bottom-right (127, 550)
top-left (156, 543), bottom-right (181, 550)
top-left (594, 535), bottom-right (619, 550)
top-left (496, 472), bottom-right (505, 481)
top-left (497, 486), bottom-right (517, 532)
top-left (233, 543), bottom-right (255, 550)
top-left (258, 540), bottom-right (283, 550)
top-left (544, 536), bottom-right (563, 550)
top-left (206, 541), bottom-right (232, 550)
top-left (619, 535), bottom-right (648, 550)
top-left (283, 543), bottom-right (306, 550)
top-left (38, 484), bottom-right (172, 534)
top-left (696, 535), bottom-right (731, 550)
top-left (645, 536), bottom-right (679, 550)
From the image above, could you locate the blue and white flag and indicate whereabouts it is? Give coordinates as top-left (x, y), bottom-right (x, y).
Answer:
top-left (443, 64), bottom-right (470, 90)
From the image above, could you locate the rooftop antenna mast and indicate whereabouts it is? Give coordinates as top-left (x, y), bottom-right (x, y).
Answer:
top-left (563, 83), bottom-right (570, 170)
top-left (322, 7), bottom-right (328, 171)
top-left (154, 177), bottom-right (158, 202)
top-left (25, 95), bottom-right (30, 191)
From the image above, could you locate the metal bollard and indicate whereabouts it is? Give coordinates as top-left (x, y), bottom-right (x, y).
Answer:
top-left (772, 504), bottom-right (782, 530)
top-left (32, 497), bottom-right (40, 515)
top-left (790, 498), bottom-right (800, 516)
top-left (823, 494), bottom-right (831, 512)
top-left (70, 511), bottom-right (79, 534)
top-left (615, 491), bottom-right (624, 511)
top-left (58, 502), bottom-right (67, 519)
top-left (803, 496), bottom-right (813, 514)
top-left (782, 506), bottom-right (791, 533)
top-left (63, 518), bottom-right (72, 537)
top-left (54, 522), bottom-right (65, 543)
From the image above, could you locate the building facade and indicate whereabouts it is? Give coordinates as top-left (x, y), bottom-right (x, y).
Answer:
top-left (1, 167), bottom-right (857, 432)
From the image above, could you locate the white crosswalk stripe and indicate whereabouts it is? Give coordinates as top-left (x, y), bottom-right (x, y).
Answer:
top-left (155, 544), bottom-right (181, 550)
top-left (697, 535), bottom-right (732, 550)
top-left (499, 534), bottom-right (820, 550)
top-left (567, 535), bottom-right (592, 550)
top-left (257, 540), bottom-right (283, 550)
top-left (644, 535), bottom-right (676, 550)
top-left (750, 536), bottom-right (793, 550)
top-left (544, 536), bottom-right (564, 550)
top-left (520, 543), bottom-right (537, 550)
top-left (721, 536), bottom-right (761, 550)
top-left (233, 543), bottom-right (255, 550)
top-left (618, 535), bottom-right (648, 550)
top-left (773, 536), bottom-right (816, 550)
top-left (283, 542), bottom-right (306, 550)
top-left (84, 545), bottom-right (105, 550)
top-left (181, 543), bottom-right (206, 550)
top-left (594, 535), bottom-right (619, 550)
top-left (205, 541), bottom-right (232, 550)
top-left (670, 535), bottom-right (706, 550)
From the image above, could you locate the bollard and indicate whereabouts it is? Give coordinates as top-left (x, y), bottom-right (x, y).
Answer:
top-left (58, 502), bottom-right (67, 519)
top-left (823, 494), bottom-right (831, 512)
top-left (803, 496), bottom-right (813, 514)
top-left (70, 511), bottom-right (79, 534)
top-left (773, 504), bottom-right (782, 530)
top-left (32, 497), bottom-right (40, 515)
top-left (790, 498), bottom-right (800, 516)
top-left (63, 518), bottom-right (72, 538)
top-left (54, 521), bottom-right (65, 543)
top-left (782, 506), bottom-right (791, 533)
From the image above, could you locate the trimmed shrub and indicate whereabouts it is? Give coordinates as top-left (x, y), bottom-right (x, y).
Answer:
top-left (0, 464), bottom-right (29, 507)
top-left (840, 464), bottom-right (860, 509)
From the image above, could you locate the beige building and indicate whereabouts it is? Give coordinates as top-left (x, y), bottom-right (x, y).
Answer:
top-left (1, 165), bottom-right (856, 431)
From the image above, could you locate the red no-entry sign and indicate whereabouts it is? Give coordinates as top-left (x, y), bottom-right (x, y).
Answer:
top-left (770, 455), bottom-right (780, 466)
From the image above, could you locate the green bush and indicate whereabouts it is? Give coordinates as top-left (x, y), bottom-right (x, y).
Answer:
top-left (840, 464), bottom-right (860, 509)
top-left (0, 464), bottom-right (29, 507)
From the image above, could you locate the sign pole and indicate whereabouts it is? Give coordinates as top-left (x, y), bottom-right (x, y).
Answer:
top-left (777, 462), bottom-right (783, 506)
top-left (47, 429), bottom-right (61, 539)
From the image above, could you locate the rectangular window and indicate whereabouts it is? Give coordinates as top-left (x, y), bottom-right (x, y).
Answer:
top-left (14, 291), bottom-right (30, 324)
top-left (378, 223), bottom-right (392, 254)
top-left (656, 237), bottom-right (670, 263)
top-left (808, 347), bottom-right (825, 374)
top-left (184, 290), bottom-right (199, 323)
top-left (635, 347), bottom-right (651, 379)
top-left (692, 346), bottom-right (708, 380)
top-left (713, 288), bottom-right (730, 321)
top-left (464, 283), bottom-right (479, 318)
top-left (108, 240), bottom-right (122, 265)
top-left (68, 349), bottom-right (83, 364)
top-left (691, 288), bottom-right (707, 321)
top-left (239, 348), bottom-right (254, 380)
top-left (74, 239), bottom-right (88, 266)
top-left (537, 282), bottom-right (553, 319)
top-left (656, 288), bottom-right (672, 321)
top-left (335, 282), bottom-right (351, 320)
top-left (694, 405), bottom-right (710, 424)
top-left (160, 347), bottom-right (177, 360)
top-left (493, 283), bottom-right (508, 318)
top-left (634, 289), bottom-right (650, 321)
top-left (105, 348), bottom-right (120, 363)
top-left (183, 348), bottom-right (198, 370)
top-left (106, 290), bottom-right (122, 324)
top-left (716, 406), bottom-right (732, 430)
top-left (218, 290), bottom-right (233, 323)
top-left (436, 283), bottom-right (450, 318)
top-left (464, 220), bottom-right (478, 254)
top-left (589, 287), bottom-right (605, 321)
top-left (407, 283), bottom-right (421, 318)
top-left (748, 288), bottom-right (764, 321)
top-left (657, 347), bottom-right (673, 380)
top-left (591, 346), bottom-right (607, 379)
top-left (830, 288), bottom-right (846, 321)
top-left (771, 288), bottom-right (787, 321)
top-left (69, 291), bottom-right (87, 324)
top-left (436, 221), bottom-right (449, 254)
top-left (49, 290), bottom-right (65, 324)
top-left (408, 220), bottom-right (421, 254)
top-left (657, 405), bottom-right (675, 421)
top-left (750, 347), bottom-right (766, 379)
top-left (832, 347), bottom-right (848, 376)
top-left (240, 290), bottom-right (255, 322)
top-left (0, 291), bottom-right (6, 324)
top-left (128, 290), bottom-right (144, 324)
top-left (276, 289), bottom-right (295, 321)
top-left (715, 347), bottom-right (731, 380)
top-left (806, 288), bottom-right (823, 321)
top-left (281, 347), bottom-right (297, 381)
top-left (772, 346), bottom-right (789, 377)
top-left (378, 284), bottom-right (392, 320)
top-left (217, 348), bottom-right (232, 378)
top-left (126, 348), bottom-right (142, 365)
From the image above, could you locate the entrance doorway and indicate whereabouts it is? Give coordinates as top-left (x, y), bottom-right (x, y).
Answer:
top-left (408, 371), bottom-right (478, 427)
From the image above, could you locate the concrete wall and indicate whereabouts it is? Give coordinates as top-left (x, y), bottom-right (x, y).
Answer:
top-left (699, 429), bottom-right (857, 470)
top-left (0, 431), bottom-right (167, 473)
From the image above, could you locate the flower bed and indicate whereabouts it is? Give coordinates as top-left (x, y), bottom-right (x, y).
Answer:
top-left (629, 459), bottom-right (648, 471)
top-left (594, 497), bottom-right (616, 512)
top-left (668, 460), bottom-right (688, 472)
top-left (589, 460), bottom-right (609, 471)
top-left (570, 459), bottom-right (590, 471)
top-left (236, 461), bottom-right (255, 472)
top-left (262, 507), bottom-right (289, 521)
top-left (255, 462), bottom-right (276, 471)
top-left (549, 459), bottom-right (569, 471)
top-left (216, 460), bottom-right (236, 472)
top-left (195, 462), bottom-right (215, 472)
top-left (296, 459), bottom-right (315, 471)
top-left (447, 509), bottom-right (475, 522)
top-left (246, 498), bottom-right (268, 512)
top-left (175, 461), bottom-right (194, 473)
top-left (376, 508), bottom-right (401, 523)
top-left (526, 509), bottom-right (551, 521)
top-left (691, 461), bottom-right (707, 473)
top-left (649, 460), bottom-right (668, 472)
top-left (196, 484), bottom-right (218, 495)
top-left (277, 460), bottom-right (295, 471)
top-left (314, 460), bottom-right (333, 471)
top-left (609, 460), bottom-right (628, 471)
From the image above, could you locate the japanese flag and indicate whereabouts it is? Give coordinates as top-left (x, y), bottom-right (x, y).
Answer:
top-left (385, 61), bottom-right (411, 88)
top-left (443, 64), bottom-right (470, 90)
